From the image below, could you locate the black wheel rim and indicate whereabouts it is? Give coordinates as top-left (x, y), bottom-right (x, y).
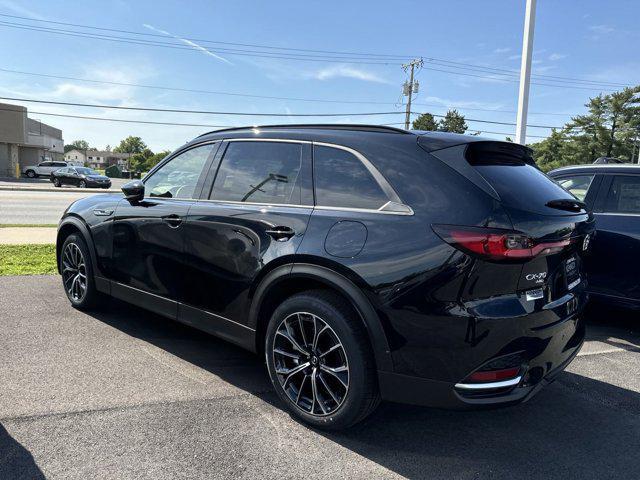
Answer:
top-left (272, 312), bottom-right (349, 416)
top-left (62, 243), bottom-right (87, 302)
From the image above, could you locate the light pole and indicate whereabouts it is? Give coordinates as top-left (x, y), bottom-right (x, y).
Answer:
top-left (515, 0), bottom-right (537, 145)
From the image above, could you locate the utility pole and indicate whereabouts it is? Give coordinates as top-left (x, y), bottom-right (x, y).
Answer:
top-left (515, 0), bottom-right (537, 145)
top-left (402, 58), bottom-right (423, 130)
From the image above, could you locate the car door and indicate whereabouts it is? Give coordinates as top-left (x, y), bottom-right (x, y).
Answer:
top-left (109, 142), bottom-right (218, 319)
top-left (589, 173), bottom-right (640, 302)
top-left (66, 167), bottom-right (79, 186)
top-left (180, 139), bottom-right (313, 338)
top-left (37, 161), bottom-right (54, 176)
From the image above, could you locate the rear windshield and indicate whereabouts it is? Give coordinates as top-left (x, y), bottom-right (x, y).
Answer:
top-left (466, 142), bottom-right (577, 215)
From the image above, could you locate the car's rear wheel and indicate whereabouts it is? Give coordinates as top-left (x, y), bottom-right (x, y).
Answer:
top-left (79, 180), bottom-right (87, 188)
top-left (265, 290), bottom-right (379, 430)
top-left (60, 234), bottom-right (101, 310)
top-left (26, 170), bottom-right (36, 178)
top-left (53, 178), bottom-right (61, 187)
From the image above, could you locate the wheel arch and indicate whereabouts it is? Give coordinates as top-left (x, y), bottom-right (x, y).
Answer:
top-left (249, 263), bottom-right (393, 372)
top-left (56, 216), bottom-right (99, 277)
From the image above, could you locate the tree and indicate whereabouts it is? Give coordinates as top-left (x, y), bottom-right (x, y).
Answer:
top-left (64, 139), bottom-right (89, 153)
top-left (412, 113), bottom-right (438, 131)
top-left (532, 129), bottom-right (570, 171)
top-left (113, 136), bottom-right (148, 155)
top-left (438, 109), bottom-right (468, 134)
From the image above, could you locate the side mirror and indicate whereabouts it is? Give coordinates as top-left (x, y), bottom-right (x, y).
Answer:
top-left (122, 180), bottom-right (144, 203)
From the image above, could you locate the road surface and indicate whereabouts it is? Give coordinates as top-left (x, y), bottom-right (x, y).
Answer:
top-left (1, 275), bottom-right (639, 479)
top-left (0, 190), bottom-right (95, 224)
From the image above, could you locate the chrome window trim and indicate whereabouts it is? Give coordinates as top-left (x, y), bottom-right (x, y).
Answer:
top-left (595, 212), bottom-right (640, 217)
top-left (454, 376), bottom-right (522, 390)
top-left (193, 199), bottom-right (413, 215)
top-left (224, 137), bottom-right (312, 145)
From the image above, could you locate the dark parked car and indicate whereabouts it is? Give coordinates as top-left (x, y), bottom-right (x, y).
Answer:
top-left (51, 167), bottom-right (112, 189)
top-left (549, 164), bottom-right (640, 308)
top-left (56, 125), bottom-right (594, 429)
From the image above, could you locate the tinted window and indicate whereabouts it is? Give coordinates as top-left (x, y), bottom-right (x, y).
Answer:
top-left (53, 162), bottom-right (67, 167)
top-left (144, 144), bottom-right (213, 199)
top-left (556, 174), bottom-right (595, 201)
top-left (604, 175), bottom-right (640, 214)
top-left (211, 141), bottom-right (302, 204)
top-left (39, 162), bottom-right (52, 167)
top-left (314, 146), bottom-right (388, 209)
top-left (475, 164), bottom-right (574, 214)
top-left (76, 167), bottom-right (96, 175)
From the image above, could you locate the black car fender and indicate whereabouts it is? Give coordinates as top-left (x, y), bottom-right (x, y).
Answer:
top-left (248, 262), bottom-right (394, 372)
top-left (56, 215), bottom-right (99, 277)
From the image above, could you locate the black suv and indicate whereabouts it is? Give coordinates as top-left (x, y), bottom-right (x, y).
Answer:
top-left (57, 125), bottom-right (594, 429)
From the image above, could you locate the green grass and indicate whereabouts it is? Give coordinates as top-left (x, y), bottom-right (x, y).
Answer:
top-left (0, 244), bottom-right (57, 276)
top-left (0, 224), bottom-right (57, 228)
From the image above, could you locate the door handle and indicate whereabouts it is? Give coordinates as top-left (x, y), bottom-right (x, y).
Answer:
top-left (162, 214), bottom-right (183, 228)
top-left (265, 226), bottom-right (296, 242)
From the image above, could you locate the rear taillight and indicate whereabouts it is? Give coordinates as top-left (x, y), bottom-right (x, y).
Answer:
top-left (432, 224), bottom-right (571, 261)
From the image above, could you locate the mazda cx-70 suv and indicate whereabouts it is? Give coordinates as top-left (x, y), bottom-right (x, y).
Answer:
top-left (56, 125), bottom-right (594, 429)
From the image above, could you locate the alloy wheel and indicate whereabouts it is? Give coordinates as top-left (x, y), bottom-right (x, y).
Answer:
top-left (272, 312), bottom-right (349, 416)
top-left (61, 243), bottom-right (87, 302)
top-left (79, 180), bottom-right (86, 188)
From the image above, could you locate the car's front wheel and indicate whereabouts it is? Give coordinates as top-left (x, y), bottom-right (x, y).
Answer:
top-left (265, 290), bottom-right (379, 430)
top-left (53, 178), bottom-right (61, 187)
top-left (79, 180), bottom-right (87, 188)
top-left (60, 233), bottom-right (101, 310)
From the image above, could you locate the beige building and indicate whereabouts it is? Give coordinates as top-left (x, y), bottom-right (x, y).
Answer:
top-left (0, 102), bottom-right (64, 177)
top-left (64, 149), bottom-right (131, 169)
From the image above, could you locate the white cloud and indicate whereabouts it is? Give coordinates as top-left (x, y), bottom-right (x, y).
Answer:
top-left (0, 0), bottom-right (47, 20)
top-left (508, 54), bottom-right (521, 61)
top-left (549, 53), bottom-right (567, 61)
top-left (310, 65), bottom-right (390, 84)
top-left (493, 47), bottom-right (511, 54)
top-left (589, 24), bottom-right (615, 35)
top-left (142, 24), bottom-right (232, 65)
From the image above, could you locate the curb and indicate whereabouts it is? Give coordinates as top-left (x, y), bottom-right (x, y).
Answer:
top-left (0, 185), bottom-right (120, 193)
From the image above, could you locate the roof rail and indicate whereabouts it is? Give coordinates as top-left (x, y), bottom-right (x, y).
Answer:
top-left (196, 124), bottom-right (410, 138)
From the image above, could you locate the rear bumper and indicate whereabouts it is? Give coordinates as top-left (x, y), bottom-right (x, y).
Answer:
top-left (378, 312), bottom-right (585, 409)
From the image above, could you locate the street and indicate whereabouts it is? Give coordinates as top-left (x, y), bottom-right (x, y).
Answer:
top-left (0, 190), bottom-right (91, 224)
top-left (1, 275), bottom-right (639, 479)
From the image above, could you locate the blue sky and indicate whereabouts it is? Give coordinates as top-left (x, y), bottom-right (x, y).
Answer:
top-left (0, 0), bottom-right (638, 151)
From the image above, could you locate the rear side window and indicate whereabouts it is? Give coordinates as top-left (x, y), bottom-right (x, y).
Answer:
top-left (465, 142), bottom-right (574, 215)
top-left (314, 146), bottom-right (388, 210)
top-left (555, 175), bottom-right (595, 201)
top-left (211, 141), bottom-right (303, 205)
top-left (603, 175), bottom-right (640, 214)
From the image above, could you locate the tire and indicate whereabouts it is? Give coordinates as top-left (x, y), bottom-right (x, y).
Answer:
top-left (59, 233), bottom-right (102, 310)
top-left (53, 178), bottom-right (61, 187)
top-left (26, 170), bottom-right (36, 178)
top-left (265, 290), bottom-right (380, 430)
top-left (79, 180), bottom-right (87, 188)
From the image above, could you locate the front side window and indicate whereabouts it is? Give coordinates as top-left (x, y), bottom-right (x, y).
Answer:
top-left (40, 162), bottom-right (52, 167)
top-left (211, 141), bottom-right (303, 204)
top-left (556, 174), bottom-right (595, 201)
top-left (313, 145), bottom-right (388, 209)
top-left (604, 175), bottom-right (640, 214)
top-left (144, 144), bottom-right (213, 199)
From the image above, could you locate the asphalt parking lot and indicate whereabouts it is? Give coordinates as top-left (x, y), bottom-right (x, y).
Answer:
top-left (1, 275), bottom-right (639, 479)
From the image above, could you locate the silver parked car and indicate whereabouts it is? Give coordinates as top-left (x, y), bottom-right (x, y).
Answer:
top-left (22, 160), bottom-right (71, 178)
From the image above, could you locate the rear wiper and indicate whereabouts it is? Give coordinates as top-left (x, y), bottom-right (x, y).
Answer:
top-left (545, 199), bottom-right (586, 212)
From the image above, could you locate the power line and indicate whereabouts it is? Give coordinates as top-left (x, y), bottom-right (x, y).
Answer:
top-left (0, 12), bottom-right (633, 88)
top-left (0, 19), bottom-right (620, 91)
top-left (0, 18), bottom-right (634, 91)
top-left (0, 96), bottom-right (405, 117)
top-left (0, 67), bottom-right (582, 116)
top-left (0, 95), bottom-right (572, 129)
